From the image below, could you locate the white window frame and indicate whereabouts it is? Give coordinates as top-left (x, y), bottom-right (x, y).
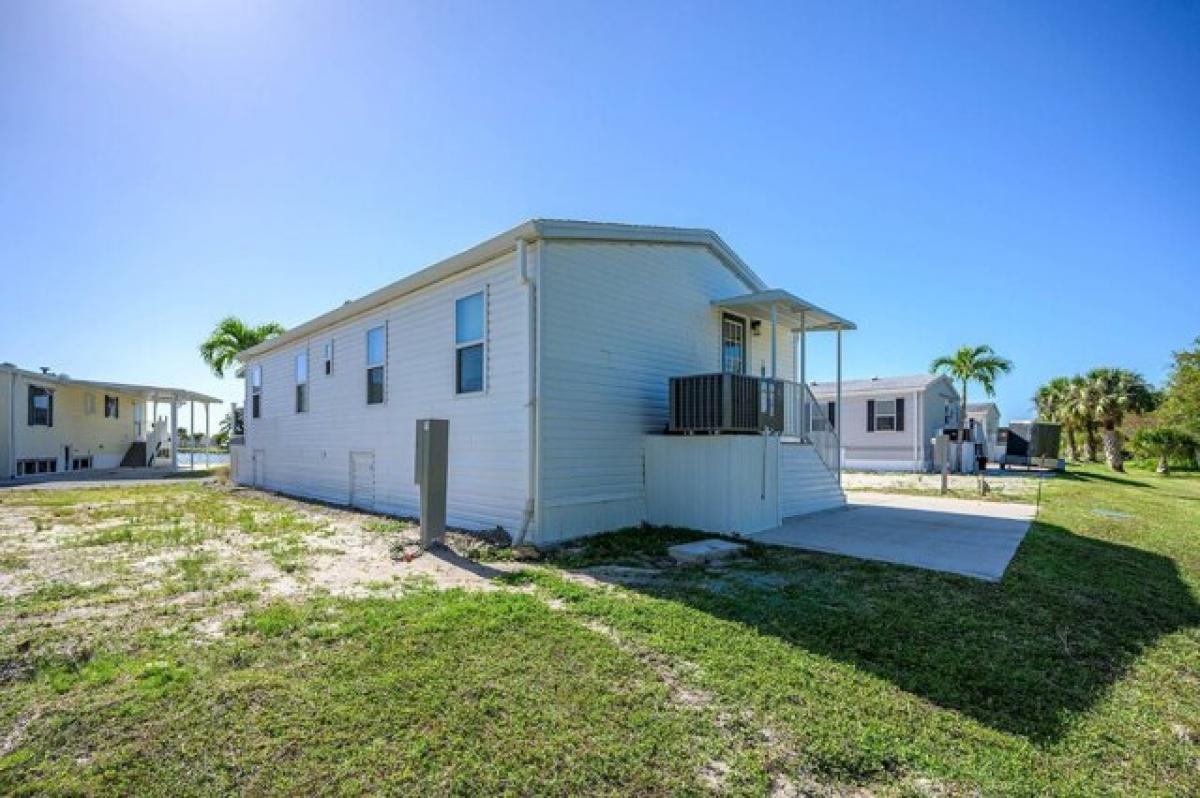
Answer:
top-left (295, 349), bottom-right (309, 413)
top-left (323, 340), bottom-right (334, 377)
top-left (366, 323), bottom-right (387, 405)
top-left (875, 399), bottom-right (898, 432)
top-left (454, 288), bottom-right (487, 396)
top-left (104, 394), bottom-right (119, 420)
top-left (84, 393), bottom-right (96, 415)
top-left (250, 365), bottom-right (263, 419)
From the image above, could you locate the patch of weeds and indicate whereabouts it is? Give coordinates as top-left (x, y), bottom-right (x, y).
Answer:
top-left (159, 551), bottom-right (243, 596)
top-left (254, 535), bottom-right (310, 574)
top-left (21, 580), bottom-right (112, 612)
top-left (246, 603), bottom-right (304, 638)
top-left (0, 553), bottom-right (29, 571)
top-left (363, 518), bottom-right (418, 537)
top-left (136, 659), bottom-right (191, 694)
top-left (493, 569), bottom-right (536, 587)
top-left (43, 651), bottom-right (127, 694)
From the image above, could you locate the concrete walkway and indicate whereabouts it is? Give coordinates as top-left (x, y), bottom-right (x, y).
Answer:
top-left (748, 491), bottom-right (1036, 581)
top-left (1, 468), bottom-right (216, 491)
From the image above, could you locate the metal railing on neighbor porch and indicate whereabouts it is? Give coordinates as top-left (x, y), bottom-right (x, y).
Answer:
top-left (780, 379), bottom-right (841, 473)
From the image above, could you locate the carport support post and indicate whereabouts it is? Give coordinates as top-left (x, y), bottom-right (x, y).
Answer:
top-left (204, 402), bottom-right (210, 470)
top-left (169, 397), bottom-right (178, 473)
top-left (189, 400), bottom-right (195, 471)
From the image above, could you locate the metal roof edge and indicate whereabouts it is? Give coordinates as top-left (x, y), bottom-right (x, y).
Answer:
top-left (239, 219), bottom-right (771, 361)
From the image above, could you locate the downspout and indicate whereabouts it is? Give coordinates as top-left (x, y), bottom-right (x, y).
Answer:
top-left (514, 238), bottom-right (539, 545)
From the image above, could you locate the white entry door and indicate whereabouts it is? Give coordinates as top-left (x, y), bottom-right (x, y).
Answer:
top-left (133, 403), bottom-right (145, 439)
top-left (349, 451), bottom-right (376, 510)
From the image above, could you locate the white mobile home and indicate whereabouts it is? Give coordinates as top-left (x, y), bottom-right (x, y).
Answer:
top-left (1, 363), bottom-right (221, 479)
top-left (808, 374), bottom-right (960, 472)
top-left (966, 402), bottom-right (1001, 461)
top-left (234, 220), bottom-right (854, 546)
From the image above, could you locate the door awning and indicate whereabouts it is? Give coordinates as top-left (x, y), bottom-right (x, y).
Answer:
top-left (712, 290), bottom-right (855, 331)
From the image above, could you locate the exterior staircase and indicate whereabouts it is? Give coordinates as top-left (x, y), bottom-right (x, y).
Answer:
top-left (120, 441), bottom-right (148, 468)
top-left (779, 442), bottom-right (846, 517)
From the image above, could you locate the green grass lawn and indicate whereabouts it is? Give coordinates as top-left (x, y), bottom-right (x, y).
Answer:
top-left (1, 465), bottom-right (1198, 795)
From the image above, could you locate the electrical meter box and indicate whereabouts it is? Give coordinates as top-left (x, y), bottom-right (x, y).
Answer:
top-left (414, 419), bottom-right (449, 547)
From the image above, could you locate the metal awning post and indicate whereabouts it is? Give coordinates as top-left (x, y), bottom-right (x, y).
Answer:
top-left (204, 402), bottom-right (210, 470)
top-left (189, 400), bottom-right (195, 471)
top-left (169, 397), bottom-right (178, 472)
top-left (836, 329), bottom-right (843, 482)
top-left (769, 302), bottom-right (777, 380)
top-left (799, 310), bottom-right (807, 438)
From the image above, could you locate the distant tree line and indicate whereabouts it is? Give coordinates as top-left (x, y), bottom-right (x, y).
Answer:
top-left (1034, 337), bottom-right (1200, 473)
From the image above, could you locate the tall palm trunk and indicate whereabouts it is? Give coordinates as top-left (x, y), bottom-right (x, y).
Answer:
top-left (1084, 423), bottom-right (1100, 462)
top-left (1064, 425), bottom-right (1078, 461)
top-left (959, 383), bottom-right (968, 473)
top-left (1101, 424), bottom-right (1124, 471)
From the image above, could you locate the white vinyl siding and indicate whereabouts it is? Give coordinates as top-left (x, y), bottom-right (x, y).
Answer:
top-left (239, 250), bottom-right (529, 533)
top-left (535, 240), bottom-right (794, 543)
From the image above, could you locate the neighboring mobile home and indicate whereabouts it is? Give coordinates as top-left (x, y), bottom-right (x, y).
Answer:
top-left (808, 374), bottom-right (960, 471)
top-left (234, 219), bottom-right (854, 546)
top-left (965, 402), bottom-right (1001, 461)
top-left (1, 363), bottom-right (221, 479)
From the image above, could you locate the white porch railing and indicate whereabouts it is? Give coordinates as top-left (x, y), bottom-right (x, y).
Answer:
top-left (147, 418), bottom-right (171, 464)
top-left (779, 379), bottom-right (841, 474)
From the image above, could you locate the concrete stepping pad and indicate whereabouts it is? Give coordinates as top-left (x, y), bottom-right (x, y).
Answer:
top-left (668, 538), bottom-right (746, 565)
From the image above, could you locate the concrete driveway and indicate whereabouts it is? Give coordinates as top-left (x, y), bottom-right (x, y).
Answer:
top-left (748, 491), bottom-right (1037, 581)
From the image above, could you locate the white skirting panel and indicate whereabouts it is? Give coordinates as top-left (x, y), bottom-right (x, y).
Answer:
top-left (645, 435), bottom-right (781, 537)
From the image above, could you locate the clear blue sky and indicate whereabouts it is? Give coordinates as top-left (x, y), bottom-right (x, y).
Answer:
top-left (2, 1), bottom-right (1197, 424)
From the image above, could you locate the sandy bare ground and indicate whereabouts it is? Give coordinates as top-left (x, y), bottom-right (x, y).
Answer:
top-left (0, 483), bottom-right (514, 642)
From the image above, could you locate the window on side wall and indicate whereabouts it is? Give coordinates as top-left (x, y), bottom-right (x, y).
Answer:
top-left (104, 395), bottom-right (119, 419)
top-left (250, 365), bottom-right (262, 418)
top-left (366, 325), bottom-right (386, 404)
top-left (323, 341), bottom-right (334, 376)
top-left (84, 393), bottom-right (96, 415)
top-left (875, 399), bottom-right (897, 431)
top-left (27, 386), bottom-right (52, 426)
top-left (455, 292), bottom-right (485, 394)
top-left (295, 350), bottom-right (309, 413)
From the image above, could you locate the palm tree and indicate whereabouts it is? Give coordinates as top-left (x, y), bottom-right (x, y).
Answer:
top-left (1086, 367), bottom-right (1157, 471)
top-left (199, 317), bottom-right (285, 378)
top-left (1132, 426), bottom-right (1198, 475)
top-left (930, 344), bottom-right (1014, 467)
top-left (1035, 376), bottom-right (1076, 459)
top-left (1065, 376), bottom-right (1100, 462)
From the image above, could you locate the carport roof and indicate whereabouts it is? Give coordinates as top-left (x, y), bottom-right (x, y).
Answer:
top-left (0, 364), bottom-right (221, 404)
